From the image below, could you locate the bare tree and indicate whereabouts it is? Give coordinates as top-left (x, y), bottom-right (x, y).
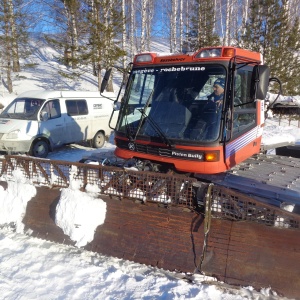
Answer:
top-left (284, 0), bottom-right (300, 24)
top-left (133, 0), bottom-right (155, 52)
top-left (62, 0), bottom-right (79, 69)
top-left (145, 0), bottom-right (154, 51)
top-left (178, 0), bottom-right (183, 51)
top-left (170, 0), bottom-right (177, 52)
top-left (122, 0), bottom-right (126, 68)
top-left (181, 0), bottom-right (192, 52)
top-left (2, 0), bottom-right (13, 93)
top-left (129, 0), bottom-right (136, 59)
top-left (0, 0), bottom-right (23, 92)
top-left (39, 0), bottom-right (87, 69)
top-left (7, 0), bottom-right (20, 72)
top-left (224, 0), bottom-right (232, 45)
top-left (242, 0), bottom-right (250, 35)
top-left (140, 0), bottom-right (148, 52)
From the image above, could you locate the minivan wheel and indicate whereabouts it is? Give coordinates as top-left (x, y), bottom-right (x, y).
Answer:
top-left (92, 131), bottom-right (105, 148)
top-left (31, 140), bottom-right (49, 158)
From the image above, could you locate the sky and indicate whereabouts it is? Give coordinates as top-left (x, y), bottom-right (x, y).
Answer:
top-left (0, 36), bottom-right (299, 300)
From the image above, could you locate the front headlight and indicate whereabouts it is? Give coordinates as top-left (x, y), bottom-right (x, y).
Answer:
top-left (6, 130), bottom-right (20, 139)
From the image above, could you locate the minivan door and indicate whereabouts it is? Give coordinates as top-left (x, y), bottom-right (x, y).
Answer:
top-left (39, 100), bottom-right (67, 147)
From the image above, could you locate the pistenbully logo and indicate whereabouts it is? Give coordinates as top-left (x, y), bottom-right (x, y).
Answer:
top-left (128, 143), bottom-right (135, 151)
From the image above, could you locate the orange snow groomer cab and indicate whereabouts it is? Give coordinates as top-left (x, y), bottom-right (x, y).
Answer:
top-left (113, 47), bottom-right (270, 174)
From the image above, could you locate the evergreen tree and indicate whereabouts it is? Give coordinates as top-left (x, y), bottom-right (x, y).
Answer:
top-left (240, 0), bottom-right (264, 53)
top-left (85, 0), bottom-right (126, 91)
top-left (188, 0), bottom-right (219, 50)
top-left (241, 0), bottom-right (300, 95)
top-left (277, 16), bottom-right (300, 95)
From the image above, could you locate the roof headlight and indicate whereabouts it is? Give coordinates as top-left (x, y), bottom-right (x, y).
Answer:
top-left (135, 53), bottom-right (155, 63)
top-left (211, 49), bottom-right (222, 57)
top-left (196, 48), bottom-right (222, 58)
top-left (199, 50), bottom-right (210, 58)
top-left (195, 47), bottom-right (236, 59)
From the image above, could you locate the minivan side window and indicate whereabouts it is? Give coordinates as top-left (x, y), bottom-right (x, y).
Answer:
top-left (41, 100), bottom-right (61, 119)
top-left (66, 100), bottom-right (88, 116)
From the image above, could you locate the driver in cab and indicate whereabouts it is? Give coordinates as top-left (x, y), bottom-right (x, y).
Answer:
top-left (208, 78), bottom-right (225, 108)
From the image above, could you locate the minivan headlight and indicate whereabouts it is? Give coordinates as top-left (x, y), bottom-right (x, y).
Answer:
top-left (6, 130), bottom-right (20, 139)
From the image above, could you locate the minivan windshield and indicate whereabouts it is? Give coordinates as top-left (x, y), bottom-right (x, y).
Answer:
top-left (0, 98), bottom-right (45, 120)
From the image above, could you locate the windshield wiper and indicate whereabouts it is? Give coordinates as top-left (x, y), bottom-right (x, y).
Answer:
top-left (119, 100), bottom-right (135, 141)
top-left (131, 76), bottom-right (173, 147)
top-left (124, 113), bottom-right (134, 141)
top-left (133, 89), bottom-right (154, 140)
top-left (135, 108), bottom-right (174, 148)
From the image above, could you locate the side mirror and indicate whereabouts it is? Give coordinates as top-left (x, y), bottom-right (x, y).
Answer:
top-left (100, 68), bottom-right (112, 93)
top-left (40, 111), bottom-right (49, 121)
top-left (250, 65), bottom-right (270, 100)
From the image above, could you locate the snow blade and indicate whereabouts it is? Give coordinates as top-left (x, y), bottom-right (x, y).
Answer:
top-left (0, 155), bottom-right (300, 298)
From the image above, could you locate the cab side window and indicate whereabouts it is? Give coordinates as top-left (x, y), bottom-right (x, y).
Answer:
top-left (66, 100), bottom-right (88, 116)
top-left (232, 67), bottom-right (256, 136)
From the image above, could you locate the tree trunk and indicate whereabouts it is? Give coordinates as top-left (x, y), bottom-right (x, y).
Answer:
top-left (7, 62), bottom-right (13, 93)
top-left (179, 0), bottom-right (183, 52)
top-left (224, 0), bottom-right (231, 45)
top-left (7, 0), bottom-right (20, 72)
top-left (62, 0), bottom-right (79, 69)
top-left (140, 0), bottom-right (148, 52)
top-left (130, 0), bottom-right (135, 60)
top-left (146, 0), bottom-right (154, 51)
top-left (70, 8), bottom-right (78, 69)
top-left (122, 0), bottom-right (127, 69)
top-left (241, 0), bottom-right (249, 36)
top-left (4, 0), bottom-right (13, 93)
top-left (170, 0), bottom-right (177, 52)
top-left (107, 70), bottom-right (114, 92)
top-left (97, 62), bottom-right (102, 91)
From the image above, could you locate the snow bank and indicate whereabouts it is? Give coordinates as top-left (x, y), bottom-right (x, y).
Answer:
top-left (267, 92), bottom-right (300, 106)
top-left (0, 169), bottom-right (36, 233)
top-left (55, 188), bottom-right (106, 247)
top-left (262, 124), bottom-right (296, 146)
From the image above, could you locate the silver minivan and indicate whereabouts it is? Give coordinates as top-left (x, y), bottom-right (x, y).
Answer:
top-left (0, 90), bottom-right (118, 157)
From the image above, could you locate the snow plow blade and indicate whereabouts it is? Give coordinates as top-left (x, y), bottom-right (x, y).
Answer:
top-left (1, 155), bottom-right (300, 299)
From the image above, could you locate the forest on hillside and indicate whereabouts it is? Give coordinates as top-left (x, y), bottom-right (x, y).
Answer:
top-left (0, 0), bottom-right (299, 95)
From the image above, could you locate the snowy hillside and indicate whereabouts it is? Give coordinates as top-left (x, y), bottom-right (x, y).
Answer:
top-left (1, 37), bottom-right (98, 106)
top-left (0, 36), bottom-right (170, 107)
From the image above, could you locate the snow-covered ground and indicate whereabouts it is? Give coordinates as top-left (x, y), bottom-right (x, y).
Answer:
top-left (0, 37), bottom-right (298, 299)
top-left (0, 169), bottom-right (288, 300)
top-left (0, 147), bottom-right (288, 300)
top-left (0, 226), bottom-right (282, 300)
